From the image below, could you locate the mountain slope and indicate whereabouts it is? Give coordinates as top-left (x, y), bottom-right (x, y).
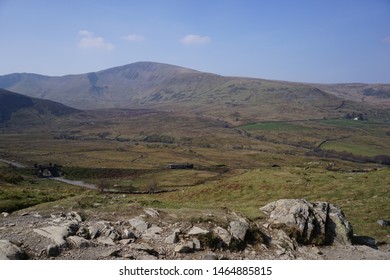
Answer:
top-left (0, 88), bottom-right (80, 124)
top-left (0, 62), bottom-right (388, 123)
top-left (0, 62), bottom-right (219, 110)
top-left (316, 83), bottom-right (390, 108)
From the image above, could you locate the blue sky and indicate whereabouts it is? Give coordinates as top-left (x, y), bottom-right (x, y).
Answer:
top-left (0, 0), bottom-right (390, 83)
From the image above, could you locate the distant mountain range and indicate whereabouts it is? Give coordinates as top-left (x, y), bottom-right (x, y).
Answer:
top-left (0, 62), bottom-right (389, 123)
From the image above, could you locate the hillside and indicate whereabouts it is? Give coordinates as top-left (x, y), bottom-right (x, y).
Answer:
top-left (316, 83), bottom-right (390, 108)
top-left (1, 62), bottom-right (389, 124)
top-left (0, 88), bottom-right (79, 125)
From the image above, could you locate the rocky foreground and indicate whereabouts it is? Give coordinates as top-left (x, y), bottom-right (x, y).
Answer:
top-left (1, 199), bottom-right (389, 260)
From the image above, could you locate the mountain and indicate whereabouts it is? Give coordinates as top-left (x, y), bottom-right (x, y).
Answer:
top-left (0, 62), bottom-right (389, 123)
top-left (0, 62), bottom-right (214, 110)
top-left (0, 88), bottom-right (79, 124)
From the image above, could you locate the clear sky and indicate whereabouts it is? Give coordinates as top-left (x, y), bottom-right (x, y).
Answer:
top-left (0, 0), bottom-right (389, 83)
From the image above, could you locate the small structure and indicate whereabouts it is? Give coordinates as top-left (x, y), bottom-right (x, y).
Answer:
top-left (34, 163), bottom-right (62, 178)
top-left (168, 163), bottom-right (194, 169)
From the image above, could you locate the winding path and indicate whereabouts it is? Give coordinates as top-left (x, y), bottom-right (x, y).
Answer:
top-left (49, 177), bottom-right (97, 190)
top-left (0, 158), bottom-right (25, 168)
top-left (1, 157), bottom-right (97, 189)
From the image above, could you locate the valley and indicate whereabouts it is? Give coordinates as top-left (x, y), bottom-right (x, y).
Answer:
top-left (0, 62), bottom-right (389, 259)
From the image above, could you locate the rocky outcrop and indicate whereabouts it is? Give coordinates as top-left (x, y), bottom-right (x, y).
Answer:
top-left (260, 199), bottom-right (353, 245)
top-left (1, 201), bottom-right (388, 260)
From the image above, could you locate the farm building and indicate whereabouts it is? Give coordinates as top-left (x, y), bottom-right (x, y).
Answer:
top-left (34, 163), bottom-right (62, 178)
top-left (168, 163), bottom-right (194, 169)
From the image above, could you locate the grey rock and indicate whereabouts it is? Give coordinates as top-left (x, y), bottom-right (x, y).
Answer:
top-left (68, 211), bottom-right (83, 223)
top-left (67, 236), bottom-right (90, 249)
top-left (144, 208), bottom-right (160, 218)
top-left (260, 199), bottom-right (353, 245)
top-left (272, 230), bottom-right (296, 251)
top-left (101, 224), bottom-right (118, 240)
top-left (165, 233), bottom-right (179, 244)
top-left (229, 221), bottom-right (248, 241)
top-left (129, 218), bottom-right (149, 232)
top-left (327, 203), bottom-right (353, 245)
top-left (193, 238), bottom-right (202, 250)
top-left (0, 240), bottom-right (26, 260)
top-left (187, 226), bottom-right (209, 235)
top-left (76, 226), bottom-right (89, 238)
top-left (213, 226), bottom-right (232, 246)
top-left (261, 199), bottom-right (312, 233)
top-left (122, 228), bottom-right (137, 239)
top-left (107, 230), bottom-right (120, 241)
top-left (88, 226), bottom-right (100, 239)
top-left (142, 226), bottom-right (163, 240)
top-left (33, 225), bottom-right (71, 248)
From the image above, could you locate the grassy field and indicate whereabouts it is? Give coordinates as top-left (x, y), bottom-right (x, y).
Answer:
top-left (240, 118), bottom-right (390, 157)
top-left (0, 172), bottom-right (86, 212)
top-left (1, 109), bottom-right (389, 243)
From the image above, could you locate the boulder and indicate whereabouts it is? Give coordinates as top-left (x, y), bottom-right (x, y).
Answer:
top-left (193, 238), bottom-right (202, 250)
top-left (0, 240), bottom-right (26, 260)
top-left (165, 232), bottom-right (179, 244)
top-left (121, 228), bottom-right (137, 239)
top-left (326, 203), bottom-right (353, 245)
top-left (129, 218), bottom-right (149, 232)
top-left (213, 226), bottom-right (232, 246)
top-left (33, 225), bottom-right (71, 248)
top-left (229, 221), bottom-right (248, 241)
top-left (102, 227), bottom-right (120, 241)
top-left (260, 199), bottom-right (353, 245)
top-left (88, 226), bottom-right (100, 239)
top-left (67, 236), bottom-right (90, 249)
top-left (142, 226), bottom-right (163, 240)
top-left (68, 211), bottom-right (83, 223)
top-left (187, 226), bottom-right (209, 236)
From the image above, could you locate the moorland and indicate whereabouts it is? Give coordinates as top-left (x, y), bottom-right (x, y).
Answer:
top-left (0, 62), bottom-right (389, 257)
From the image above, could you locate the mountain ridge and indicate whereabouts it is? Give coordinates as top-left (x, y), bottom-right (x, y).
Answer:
top-left (0, 88), bottom-right (80, 125)
top-left (0, 62), bottom-right (389, 124)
